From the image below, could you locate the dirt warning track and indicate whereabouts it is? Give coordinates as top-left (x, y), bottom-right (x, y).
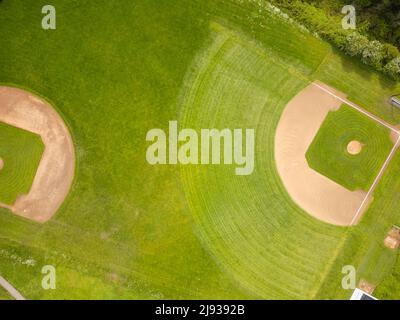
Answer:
top-left (0, 86), bottom-right (75, 223)
top-left (275, 81), bottom-right (371, 226)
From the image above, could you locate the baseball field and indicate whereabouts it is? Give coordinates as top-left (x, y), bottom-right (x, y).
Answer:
top-left (1, 0), bottom-right (400, 299)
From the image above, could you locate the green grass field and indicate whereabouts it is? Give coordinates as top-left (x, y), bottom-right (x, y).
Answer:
top-left (306, 104), bottom-right (393, 191)
top-left (0, 122), bottom-right (44, 204)
top-left (0, 0), bottom-right (400, 300)
top-left (0, 286), bottom-right (12, 300)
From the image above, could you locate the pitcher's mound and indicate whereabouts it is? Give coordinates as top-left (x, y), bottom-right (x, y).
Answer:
top-left (347, 140), bottom-right (363, 155)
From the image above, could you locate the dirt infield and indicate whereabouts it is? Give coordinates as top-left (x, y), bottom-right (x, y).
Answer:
top-left (0, 86), bottom-right (75, 223)
top-left (275, 81), bottom-right (370, 226)
top-left (347, 140), bottom-right (363, 155)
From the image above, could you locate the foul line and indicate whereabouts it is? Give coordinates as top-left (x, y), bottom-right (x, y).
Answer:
top-left (311, 81), bottom-right (400, 225)
top-left (0, 202), bottom-right (13, 211)
top-left (312, 82), bottom-right (400, 134)
top-left (350, 135), bottom-right (400, 225)
top-left (0, 276), bottom-right (25, 300)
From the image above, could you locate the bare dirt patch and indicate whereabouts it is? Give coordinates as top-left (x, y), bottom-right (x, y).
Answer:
top-left (358, 279), bottom-right (376, 295)
top-left (0, 86), bottom-right (75, 223)
top-left (384, 226), bottom-right (400, 249)
top-left (347, 140), bottom-right (363, 155)
top-left (275, 81), bottom-right (370, 226)
top-left (0, 157), bottom-right (3, 171)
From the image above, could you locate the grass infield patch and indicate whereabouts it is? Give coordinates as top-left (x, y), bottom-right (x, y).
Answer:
top-left (306, 104), bottom-right (393, 191)
top-left (0, 122), bottom-right (44, 204)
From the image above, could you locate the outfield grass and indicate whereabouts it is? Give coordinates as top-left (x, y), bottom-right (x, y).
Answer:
top-left (0, 286), bottom-right (12, 300)
top-left (0, 0), bottom-right (399, 299)
top-left (374, 254), bottom-right (400, 300)
top-left (306, 104), bottom-right (393, 191)
top-left (0, 122), bottom-right (44, 204)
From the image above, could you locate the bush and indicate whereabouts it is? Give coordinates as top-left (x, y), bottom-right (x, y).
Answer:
top-left (383, 43), bottom-right (400, 65)
top-left (362, 40), bottom-right (385, 68)
top-left (384, 57), bottom-right (400, 79)
top-left (332, 31), bottom-right (349, 49)
top-left (344, 32), bottom-right (369, 57)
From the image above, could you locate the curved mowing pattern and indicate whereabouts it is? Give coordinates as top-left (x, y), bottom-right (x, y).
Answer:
top-left (179, 26), bottom-right (347, 299)
top-left (306, 104), bottom-right (393, 192)
top-left (0, 122), bottom-right (44, 205)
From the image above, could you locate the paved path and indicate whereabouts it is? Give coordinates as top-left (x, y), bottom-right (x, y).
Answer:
top-left (0, 276), bottom-right (25, 300)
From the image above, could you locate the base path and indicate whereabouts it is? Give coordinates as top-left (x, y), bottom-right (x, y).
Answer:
top-left (275, 81), bottom-right (371, 226)
top-left (0, 276), bottom-right (25, 300)
top-left (0, 86), bottom-right (75, 223)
